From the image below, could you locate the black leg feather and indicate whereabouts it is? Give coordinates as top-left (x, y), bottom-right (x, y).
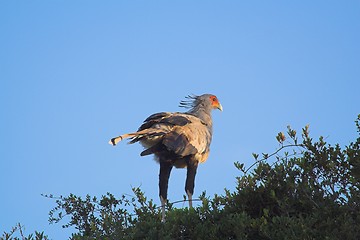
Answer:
top-left (159, 161), bottom-right (173, 200)
top-left (185, 158), bottom-right (198, 208)
top-left (159, 160), bottom-right (173, 222)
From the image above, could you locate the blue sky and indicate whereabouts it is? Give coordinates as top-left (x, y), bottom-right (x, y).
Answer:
top-left (1, 1), bottom-right (359, 238)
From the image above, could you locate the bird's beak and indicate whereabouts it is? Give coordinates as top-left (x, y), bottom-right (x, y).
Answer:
top-left (217, 103), bottom-right (223, 111)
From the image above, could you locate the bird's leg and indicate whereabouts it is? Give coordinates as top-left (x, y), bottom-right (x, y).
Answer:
top-left (159, 161), bottom-right (173, 222)
top-left (160, 195), bottom-right (166, 222)
top-left (185, 159), bottom-right (198, 209)
top-left (186, 190), bottom-right (193, 208)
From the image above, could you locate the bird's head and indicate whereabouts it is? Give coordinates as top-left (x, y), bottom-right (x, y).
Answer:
top-left (208, 95), bottom-right (223, 111)
top-left (180, 94), bottom-right (223, 112)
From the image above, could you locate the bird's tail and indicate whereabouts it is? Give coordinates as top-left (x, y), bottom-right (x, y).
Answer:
top-left (108, 133), bottom-right (136, 146)
top-left (108, 128), bottom-right (163, 146)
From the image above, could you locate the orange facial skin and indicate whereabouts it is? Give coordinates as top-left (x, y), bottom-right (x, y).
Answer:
top-left (209, 95), bottom-right (223, 111)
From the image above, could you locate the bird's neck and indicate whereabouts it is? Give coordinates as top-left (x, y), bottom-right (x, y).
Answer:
top-left (188, 106), bottom-right (213, 130)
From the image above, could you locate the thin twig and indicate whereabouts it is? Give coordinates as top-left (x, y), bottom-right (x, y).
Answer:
top-left (244, 144), bottom-right (305, 174)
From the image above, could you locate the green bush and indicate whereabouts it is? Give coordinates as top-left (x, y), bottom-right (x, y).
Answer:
top-left (3, 115), bottom-right (359, 240)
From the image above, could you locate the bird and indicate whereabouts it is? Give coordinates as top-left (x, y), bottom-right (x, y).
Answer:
top-left (108, 94), bottom-right (222, 221)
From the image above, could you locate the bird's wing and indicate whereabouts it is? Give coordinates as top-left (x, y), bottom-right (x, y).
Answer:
top-left (129, 112), bottom-right (191, 145)
top-left (110, 112), bottom-right (191, 145)
top-left (159, 114), bottom-right (211, 158)
top-left (138, 112), bottom-right (191, 130)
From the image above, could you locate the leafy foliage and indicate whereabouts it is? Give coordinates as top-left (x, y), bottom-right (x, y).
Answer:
top-left (2, 115), bottom-right (360, 239)
top-left (0, 223), bottom-right (48, 240)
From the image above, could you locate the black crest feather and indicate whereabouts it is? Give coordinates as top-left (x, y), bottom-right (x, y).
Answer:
top-left (179, 94), bottom-right (198, 109)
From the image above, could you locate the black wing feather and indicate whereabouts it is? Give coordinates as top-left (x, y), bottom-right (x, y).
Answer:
top-left (159, 115), bottom-right (191, 126)
top-left (139, 112), bottom-right (191, 131)
top-left (144, 112), bottom-right (170, 122)
top-left (163, 132), bottom-right (198, 156)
